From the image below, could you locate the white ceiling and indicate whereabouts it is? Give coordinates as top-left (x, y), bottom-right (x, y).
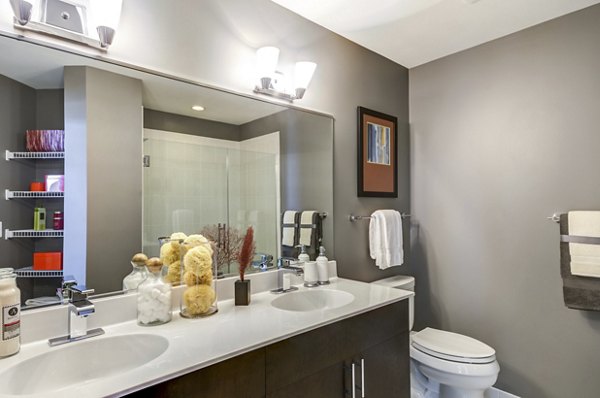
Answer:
top-left (271, 0), bottom-right (600, 68)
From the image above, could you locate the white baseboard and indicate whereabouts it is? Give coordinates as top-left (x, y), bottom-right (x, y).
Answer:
top-left (485, 387), bottom-right (520, 398)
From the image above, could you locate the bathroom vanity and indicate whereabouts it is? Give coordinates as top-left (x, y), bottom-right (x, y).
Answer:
top-left (132, 300), bottom-right (409, 398)
top-left (0, 276), bottom-right (412, 398)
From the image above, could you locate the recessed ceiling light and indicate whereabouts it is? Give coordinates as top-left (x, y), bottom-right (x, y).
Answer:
top-left (192, 105), bottom-right (205, 111)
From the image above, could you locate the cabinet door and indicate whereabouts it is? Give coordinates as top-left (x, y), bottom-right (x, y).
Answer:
top-left (127, 348), bottom-right (266, 398)
top-left (267, 361), bottom-right (346, 398)
top-left (359, 332), bottom-right (410, 398)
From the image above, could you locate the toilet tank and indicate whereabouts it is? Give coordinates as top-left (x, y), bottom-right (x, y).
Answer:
top-left (371, 275), bottom-right (415, 331)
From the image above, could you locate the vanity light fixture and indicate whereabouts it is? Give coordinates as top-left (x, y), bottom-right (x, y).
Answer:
top-left (253, 46), bottom-right (317, 102)
top-left (90, 0), bottom-right (123, 48)
top-left (9, 0), bottom-right (123, 51)
top-left (191, 105), bottom-right (205, 111)
top-left (9, 0), bottom-right (32, 26)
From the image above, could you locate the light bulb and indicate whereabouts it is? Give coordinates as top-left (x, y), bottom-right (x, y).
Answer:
top-left (256, 46), bottom-right (280, 89)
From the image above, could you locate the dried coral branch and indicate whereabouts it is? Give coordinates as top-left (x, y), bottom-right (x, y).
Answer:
top-left (238, 226), bottom-right (255, 281)
top-left (200, 225), bottom-right (244, 272)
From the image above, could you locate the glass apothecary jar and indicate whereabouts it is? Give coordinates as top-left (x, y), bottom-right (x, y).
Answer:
top-left (123, 253), bottom-right (148, 291)
top-left (180, 235), bottom-right (218, 318)
top-left (137, 258), bottom-right (172, 326)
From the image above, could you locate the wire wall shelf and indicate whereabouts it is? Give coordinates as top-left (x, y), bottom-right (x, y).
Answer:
top-left (5, 150), bottom-right (65, 160)
top-left (5, 190), bottom-right (64, 200)
top-left (4, 229), bottom-right (64, 240)
top-left (15, 267), bottom-right (63, 278)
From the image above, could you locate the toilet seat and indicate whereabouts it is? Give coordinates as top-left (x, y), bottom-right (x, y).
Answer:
top-left (412, 328), bottom-right (496, 364)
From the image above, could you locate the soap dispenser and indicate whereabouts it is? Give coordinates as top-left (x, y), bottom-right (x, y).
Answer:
top-left (316, 246), bottom-right (329, 285)
top-left (296, 244), bottom-right (310, 263)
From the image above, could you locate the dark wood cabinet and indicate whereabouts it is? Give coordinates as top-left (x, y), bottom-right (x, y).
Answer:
top-left (266, 300), bottom-right (409, 398)
top-left (128, 349), bottom-right (265, 398)
top-left (128, 300), bottom-right (409, 398)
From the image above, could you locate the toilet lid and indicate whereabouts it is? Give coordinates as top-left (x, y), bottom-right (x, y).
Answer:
top-left (412, 328), bottom-right (496, 364)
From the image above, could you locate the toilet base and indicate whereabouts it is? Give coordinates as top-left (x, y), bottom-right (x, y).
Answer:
top-left (439, 385), bottom-right (486, 398)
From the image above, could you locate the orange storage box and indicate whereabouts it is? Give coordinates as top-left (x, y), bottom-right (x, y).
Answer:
top-left (33, 252), bottom-right (62, 270)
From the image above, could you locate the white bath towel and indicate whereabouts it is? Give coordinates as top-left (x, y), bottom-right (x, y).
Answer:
top-left (299, 210), bottom-right (317, 247)
top-left (369, 209), bottom-right (404, 269)
top-left (282, 210), bottom-right (297, 247)
top-left (568, 211), bottom-right (600, 278)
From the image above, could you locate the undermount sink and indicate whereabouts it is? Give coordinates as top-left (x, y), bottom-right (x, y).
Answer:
top-left (271, 289), bottom-right (355, 312)
top-left (0, 334), bottom-right (168, 396)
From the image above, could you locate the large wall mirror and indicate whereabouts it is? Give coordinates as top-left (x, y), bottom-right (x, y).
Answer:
top-left (0, 34), bottom-right (334, 306)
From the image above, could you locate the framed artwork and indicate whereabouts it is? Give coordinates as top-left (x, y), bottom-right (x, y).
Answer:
top-left (357, 106), bottom-right (398, 197)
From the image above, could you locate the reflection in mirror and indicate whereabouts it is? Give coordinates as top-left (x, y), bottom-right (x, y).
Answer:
top-left (0, 33), bottom-right (333, 307)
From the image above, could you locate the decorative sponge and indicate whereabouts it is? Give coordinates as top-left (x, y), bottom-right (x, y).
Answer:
top-left (164, 260), bottom-right (181, 285)
top-left (183, 245), bottom-right (213, 275)
top-left (183, 285), bottom-right (216, 316)
top-left (184, 270), bottom-right (212, 287)
top-left (184, 234), bottom-right (213, 255)
top-left (169, 232), bottom-right (188, 250)
top-left (160, 243), bottom-right (179, 266)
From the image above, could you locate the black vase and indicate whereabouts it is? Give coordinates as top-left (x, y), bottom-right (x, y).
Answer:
top-left (235, 279), bottom-right (251, 306)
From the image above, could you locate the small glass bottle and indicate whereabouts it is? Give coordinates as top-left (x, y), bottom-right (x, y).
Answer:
top-left (0, 268), bottom-right (21, 358)
top-left (123, 253), bottom-right (148, 291)
top-left (53, 211), bottom-right (63, 230)
top-left (137, 258), bottom-right (172, 326)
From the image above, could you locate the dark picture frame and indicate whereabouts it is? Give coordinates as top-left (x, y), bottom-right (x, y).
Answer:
top-left (357, 106), bottom-right (398, 197)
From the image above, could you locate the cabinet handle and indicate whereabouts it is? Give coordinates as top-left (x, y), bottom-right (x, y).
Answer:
top-left (352, 362), bottom-right (356, 398)
top-left (361, 358), bottom-right (365, 398)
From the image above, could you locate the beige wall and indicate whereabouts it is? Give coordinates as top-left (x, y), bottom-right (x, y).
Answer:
top-left (409, 5), bottom-right (600, 397)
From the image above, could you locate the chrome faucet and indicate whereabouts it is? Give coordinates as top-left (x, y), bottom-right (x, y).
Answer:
top-left (271, 257), bottom-right (304, 294)
top-left (48, 284), bottom-right (105, 346)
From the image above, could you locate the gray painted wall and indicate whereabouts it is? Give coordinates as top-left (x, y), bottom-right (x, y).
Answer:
top-left (240, 109), bottom-right (334, 258)
top-left (64, 66), bottom-right (143, 293)
top-left (144, 109), bottom-right (241, 141)
top-left (409, 5), bottom-right (600, 397)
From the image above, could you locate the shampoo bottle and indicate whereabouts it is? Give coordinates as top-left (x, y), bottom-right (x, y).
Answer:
top-left (33, 206), bottom-right (46, 231)
top-left (316, 246), bottom-right (329, 285)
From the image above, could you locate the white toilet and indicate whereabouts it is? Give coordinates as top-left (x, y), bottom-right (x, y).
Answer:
top-left (372, 275), bottom-right (500, 398)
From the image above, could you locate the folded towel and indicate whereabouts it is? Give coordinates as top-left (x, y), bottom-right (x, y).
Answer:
top-left (299, 211), bottom-right (317, 247)
top-left (568, 211), bottom-right (600, 278)
top-left (369, 209), bottom-right (404, 269)
top-left (282, 210), bottom-right (298, 247)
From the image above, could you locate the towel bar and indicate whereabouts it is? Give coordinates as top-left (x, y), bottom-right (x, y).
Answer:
top-left (560, 235), bottom-right (600, 245)
top-left (349, 213), bottom-right (410, 222)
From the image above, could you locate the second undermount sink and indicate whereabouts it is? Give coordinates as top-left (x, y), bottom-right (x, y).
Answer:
top-left (0, 334), bottom-right (168, 396)
top-left (271, 289), bottom-right (355, 312)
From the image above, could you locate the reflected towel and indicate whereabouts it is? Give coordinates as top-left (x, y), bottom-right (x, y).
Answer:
top-left (569, 211), bottom-right (600, 278)
top-left (299, 211), bottom-right (317, 247)
top-left (369, 209), bottom-right (404, 270)
top-left (282, 210), bottom-right (297, 247)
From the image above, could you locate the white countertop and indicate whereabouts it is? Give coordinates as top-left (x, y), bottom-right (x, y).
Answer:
top-left (0, 277), bottom-right (412, 398)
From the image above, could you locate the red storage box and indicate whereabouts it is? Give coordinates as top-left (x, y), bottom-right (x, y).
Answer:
top-left (33, 252), bottom-right (62, 270)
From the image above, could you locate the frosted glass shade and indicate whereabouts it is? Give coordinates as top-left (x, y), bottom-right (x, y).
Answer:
top-left (91, 0), bottom-right (123, 30)
top-left (256, 46), bottom-right (280, 78)
top-left (294, 61), bottom-right (317, 90)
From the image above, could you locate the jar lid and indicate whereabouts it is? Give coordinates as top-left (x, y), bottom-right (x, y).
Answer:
top-left (145, 257), bottom-right (163, 273)
top-left (0, 268), bottom-right (16, 279)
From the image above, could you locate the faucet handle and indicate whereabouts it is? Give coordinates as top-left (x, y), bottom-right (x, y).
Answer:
top-left (57, 276), bottom-right (78, 304)
top-left (68, 285), bottom-right (95, 302)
